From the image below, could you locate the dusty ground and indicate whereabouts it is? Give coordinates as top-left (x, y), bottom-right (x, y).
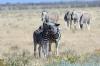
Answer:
top-left (0, 7), bottom-right (100, 59)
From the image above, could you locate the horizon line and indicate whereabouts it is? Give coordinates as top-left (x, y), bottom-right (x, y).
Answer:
top-left (0, 0), bottom-right (97, 4)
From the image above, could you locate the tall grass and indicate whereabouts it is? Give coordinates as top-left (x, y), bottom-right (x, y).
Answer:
top-left (45, 49), bottom-right (100, 66)
top-left (1, 48), bottom-right (100, 66)
top-left (3, 49), bottom-right (33, 66)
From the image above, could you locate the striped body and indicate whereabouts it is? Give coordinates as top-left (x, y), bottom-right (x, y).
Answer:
top-left (79, 13), bottom-right (91, 30)
top-left (33, 26), bottom-right (50, 57)
top-left (33, 22), bottom-right (61, 57)
top-left (41, 10), bottom-right (59, 23)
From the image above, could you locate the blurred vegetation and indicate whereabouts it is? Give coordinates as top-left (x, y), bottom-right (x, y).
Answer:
top-left (3, 49), bottom-right (33, 66)
top-left (0, 59), bottom-right (5, 66)
top-left (0, 48), bottom-right (100, 66)
top-left (45, 49), bottom-right (100, 66)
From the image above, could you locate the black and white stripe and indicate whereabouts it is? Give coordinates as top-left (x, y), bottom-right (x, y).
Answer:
top-left (64, 11), bottom-right (72, 29)
top-left (33, 22), bottom-right (61, 57)
top-left (33, 22), bottom-right (58, 57)
top-left (41, 10), bottom-right (49, 23)
top-left (79, 13), bottom-right (91, 30)
top-left (33, 23), bottom-right (50, 57)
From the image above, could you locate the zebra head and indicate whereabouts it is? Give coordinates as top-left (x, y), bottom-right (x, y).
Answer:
top-left (41, 10), bottom-right (49, 23)
top-left (43, 22), bottom-right (60, 35)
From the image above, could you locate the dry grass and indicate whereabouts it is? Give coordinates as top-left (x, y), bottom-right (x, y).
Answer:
top-left (0, 7), bottom-right (100, 66)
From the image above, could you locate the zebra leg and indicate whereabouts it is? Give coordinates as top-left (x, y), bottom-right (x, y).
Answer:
top-left (64, 21), bottom-right (68, 29)
top-left (70, 20), bottom-right (72, 29)
top-left (42, 44), bottom-right (46, 58)
top-left (38, 45), bottom-right (42, 58)
top-left (55, 40), bottom-right (60, 56)
top-left (66, 20), bottom-right (70, 30)
top-left (46, 42), bottom-right (49, 57)
top-left (49, 43), bottom-right (52, 55)
top-left (87, 20), bottom-right (90, 30)
top-left (74, 21), bottom-right (77, 30)
top-left (34, 43), bottom-right (37, 57)
top-left (80, 24), bottom-right (83, 30)
top-left (77, 21), bottom-right (80, 29)
top-left (87, 24), bottom-right (90, 30)
top-left (49, 43), bottom-right (51, 52)
top-left (42, 43), bottom-right (49, 58)
top-left (42, 43), bottom-right (47, 58)
top-left (65, 21), bottom-right (67, 29)
top-left (42, 45), bottom-right (45, 58)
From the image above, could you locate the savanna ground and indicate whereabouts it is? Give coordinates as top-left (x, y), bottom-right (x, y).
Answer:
top-left (0, 7), bottom-right (100, 66)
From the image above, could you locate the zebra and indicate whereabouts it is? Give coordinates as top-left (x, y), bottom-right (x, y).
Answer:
top-left (33, 23), bottom-right (50, 57)
top-left (41, 10), bottom-right (49, 23)
top-left (71, 11), bottom-right (82, 30)
top-left (33, 22), bottom-right (60, 57)
top-left (79, 13), bottom-right (91, 30)
top-left (49, 24), bottom-right (61, 55)
top-left (64, 10), bottom-right (89, 30)
top-left (64, 10), bottom-right (72, 29)
top-left (41, 10), bottom-right (59, 23)
top-left (44, 22), bottom-right (61, 55)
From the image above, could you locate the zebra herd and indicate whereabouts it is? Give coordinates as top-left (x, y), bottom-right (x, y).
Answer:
top-left (64, 10), bottom-right (91, 30)
top-left (33, 10), bottom-right (61, 58)
top-left (33, 10), bottom-right (91, 58)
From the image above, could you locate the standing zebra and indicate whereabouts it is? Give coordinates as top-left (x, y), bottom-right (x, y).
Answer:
top-left (49, 25), bottom-right (61, 55)
top-left (64, 10), bottom-right (72, 29)
top-left (41, 10), bottom-right (59, 23)
top-left (41, 10), bottom-right (49, 23)
top-left (33, 22), bottom-right (60, 57)
top-left (43, 22), bottom-right (61, 55)
top-left (71, 11), bottom-right (82, 30)
top-left (79, 13), bottom-right (91, 30)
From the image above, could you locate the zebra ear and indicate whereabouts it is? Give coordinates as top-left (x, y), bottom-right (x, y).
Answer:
top-left (55, 23), bottom-right (60, 26)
